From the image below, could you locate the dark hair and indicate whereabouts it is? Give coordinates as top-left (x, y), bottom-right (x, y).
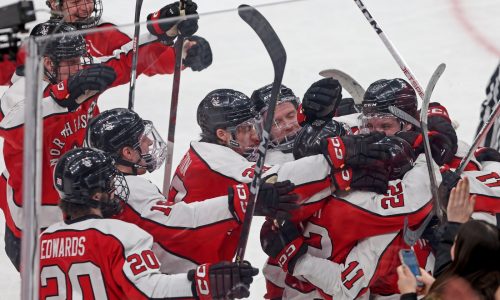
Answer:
top-left (431, 220), bottom-right (500, 299)
top-left (59, 200), bottom-right (92, 220)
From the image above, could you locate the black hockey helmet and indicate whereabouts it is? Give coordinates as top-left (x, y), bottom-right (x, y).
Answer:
top-left (362, 78), bottom-right (418, 118)
top-left (293, 119), bottom-right (349, 160)
top-left (251, 83), bottom-right (300, 113)
top-left (46, 0), bottom-right (103, 29)
top-left (197, 89), bottom-right (258, 135)
top-left (54, 148), bottom-right (129, 217)
top-left (375, 135), bottom-right (416, 180)
top-left (31, 21), bottom-right (87, 61)
top-left (86, 108), bottom-right (167, 173)
top-left (31, 21), bottom-right (90, 83)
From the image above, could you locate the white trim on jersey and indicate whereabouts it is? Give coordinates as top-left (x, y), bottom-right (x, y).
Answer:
top-left (43, 218), bottom-right (194, 298)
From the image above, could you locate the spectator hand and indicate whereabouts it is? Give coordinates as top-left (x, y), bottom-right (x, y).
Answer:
top-left (415, 267), bottom-right (435, 296)
top-left (397, 265), bottom-right (417, 294)
top-left (447, 176), bottom-right (475, 223)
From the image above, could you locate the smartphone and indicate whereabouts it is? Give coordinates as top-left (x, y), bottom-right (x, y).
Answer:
top-left (399, 249), bottom-right (424, 287)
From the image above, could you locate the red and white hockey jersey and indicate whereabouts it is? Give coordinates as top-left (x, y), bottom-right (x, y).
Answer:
top-left (0, 27), bottom-right (178, 240)
top-left (114, 175), bottom-right (243, 274)
top-left (168, 141), bottom-right (335, 263)
top-left (39, 216), bottom-right (195, 299)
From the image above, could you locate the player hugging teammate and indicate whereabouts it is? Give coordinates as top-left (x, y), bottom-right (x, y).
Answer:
top-left (0, 1), bottom-right (499, 299)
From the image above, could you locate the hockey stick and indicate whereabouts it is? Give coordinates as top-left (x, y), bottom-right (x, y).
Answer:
top-left (162, 0), bottom-right (186, 195)
top-left (234, 4), bottom-right (286, 264)
top-left (456, 100), bottom-right (500, 175)
top-left (127, 0), bottom-right (143, 110)
top-left (395, 63), bottom-right (446, 247)
top-left (319, 69), bottom-right (365, 106)
top-left (388, 106), bottom-right (420, 129)
top-left (352, 0), bottom-right (426, 101)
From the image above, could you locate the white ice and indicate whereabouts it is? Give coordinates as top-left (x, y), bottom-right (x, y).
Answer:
top-left (0, 0), bottom-right (499, 298)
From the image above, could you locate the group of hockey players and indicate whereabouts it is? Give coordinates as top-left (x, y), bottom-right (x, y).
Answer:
top-left (0, 0), bottom-right (499, 299)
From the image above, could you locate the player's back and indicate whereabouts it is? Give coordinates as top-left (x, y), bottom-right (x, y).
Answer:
top-left (39, 217), bottom-right (165, 300)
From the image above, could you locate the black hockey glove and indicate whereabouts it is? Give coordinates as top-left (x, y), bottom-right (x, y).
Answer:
top-left (335, 97), bottom-right (360, 117)
top-left (229, 181), bottom-right (299, 221)
top-left (331, 166), bottom-right (390, 194)
top-left (183, 36), bottom-right (212, 71)
top-left (321, 132), bottom-right (391, 170)
top-left (147, 0), bottom-right (198, 43)
top-left (437, 168), bottom-right (461, 209)
top-left (49, 65), bottom-right (116, 111)
top-left (260, 219), bottom-right (308, 274)
top-left (293, 119), bottom-right (348, 160)
top-left (395, 130), bottom-right (454, 166)
top-left (302, 78), bottom-right (342, 121)
top-left (188, 261), bottom-right (258, 300)
top-left (474, 147), bottom-right (500, 163)
top-left (428, 103), bottom-right (457, 152)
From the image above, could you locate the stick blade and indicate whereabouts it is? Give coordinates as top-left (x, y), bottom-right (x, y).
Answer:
top-left (420, 63), bottom-right (446, 124)
top-left (238, 4), bottom-right (286, 76)
top-left (319, 68), bottom-right (365, 104)
top-left (388, 106), bottom-right (421, 128)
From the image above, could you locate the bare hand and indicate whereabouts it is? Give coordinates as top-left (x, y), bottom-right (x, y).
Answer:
top-left (447, 176), bottom-right (475, 223)
top-left (397, 265), bottom-right (417, 294)
top-left (416, 267), bottom-right (435, 295)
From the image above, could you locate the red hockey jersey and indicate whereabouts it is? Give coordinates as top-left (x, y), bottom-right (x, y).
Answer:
top-left (39, 216), bottom-right (194, 299)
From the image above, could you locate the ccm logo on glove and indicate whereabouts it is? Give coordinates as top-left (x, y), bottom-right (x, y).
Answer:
top-left (331, 137), bottom-right (344, 160)
top-left (195, 265), bottom-right (210, 295)
top-left (236, 184), bottom-right (248, 214)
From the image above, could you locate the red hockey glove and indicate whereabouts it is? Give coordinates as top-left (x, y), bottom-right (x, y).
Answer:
top-left (321, 132), bottom-right (390, 170)
top-left (147, 0), bottom-right (198, 44)
top-left (188, 261), bottom-right (258, 300)
top-left (427, 102), bottom-right (458, 157)
top-left (260, 219), bottom-right (307, 274)
top-left (49, 65), bottom-right (116, 111)
top-left (229, 181), bottom-right (299, 221)
top-left (395, 130), bottom-right (454, 166)
top-left (474, 147), bottom-right (500, 163)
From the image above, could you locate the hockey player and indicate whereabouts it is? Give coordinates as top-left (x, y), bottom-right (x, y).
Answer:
top-left (85, 108), bottom-right (299, 273)
top-left (262, 134), bottom-right (439, 299)
top-left (0, 21), bottom-right (190, 270)
top-left (251, 78), bottom-right (345, 165)
top-left (1, 0), bottom-right (210, 86)
top-left (40, 147), bottom-right (259, 300)
top-left (168, 88), bottom-right (394, 268)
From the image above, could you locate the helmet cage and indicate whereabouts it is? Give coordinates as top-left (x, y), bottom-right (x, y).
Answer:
top-left (226, 117), bottom-right (263, 162)
top-left (360, 112), bottom-right (408, 134)
top-left (48, 0), bottom-right (103, 29)
top-left (134, 121), bottom-right (167, 172)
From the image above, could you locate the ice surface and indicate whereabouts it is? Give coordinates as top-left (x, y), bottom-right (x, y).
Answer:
top-left (0, 0), bottom-right (499, 298)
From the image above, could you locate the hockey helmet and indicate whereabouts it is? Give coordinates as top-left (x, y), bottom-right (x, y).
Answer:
top-left (46, 0), bottom-right (103, 29)
top-left (375, 135), bottom-right (416, 180)
top-left (251, 83), bottom-right (301, 152)
top-left (86, 108), bottom-right (167, 173)
top-left (362, 78), bottom-right (418, 118)
top-left (54, 148), bottom-right (129, 217)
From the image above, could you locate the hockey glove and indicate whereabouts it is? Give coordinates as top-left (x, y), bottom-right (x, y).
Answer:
top-left (260, 219), bottom-right (307, 274)
top-left (321, 132), bottom-right (391, 170)
top-left (437, 168), bottom-right (461, 209)
top-left (229, 181), bottom-right (299, 221)
top-left (49, 65), bottom-right (116, 111)
top-left (427, 102), bottom-right (458, 158)
top-left (183, 36), bottom-right (212, 71)
top-left (335, 97), bottom-right (360, 117)
top-left (332, 167), bottom-right (390, 194)
top-left (147, 0), bottom-right (198, 43)
top-left (302, 78), bottom-right (342, 121)
top-left (395, 130), bottom-right (454, 166)
top-left (474, 147), bottom-right (500, 163)
top-left (188, 261), bottom-right (258, 300)
top-left (292, 119), bottom-right (348, 160)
